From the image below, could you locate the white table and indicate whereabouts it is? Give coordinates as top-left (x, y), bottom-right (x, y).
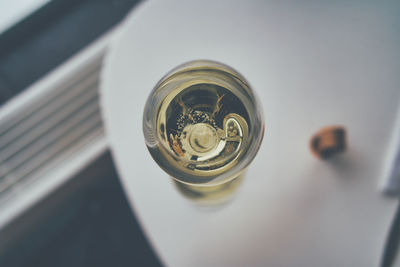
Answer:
top-left (100, 1), bottom-right (400, 266)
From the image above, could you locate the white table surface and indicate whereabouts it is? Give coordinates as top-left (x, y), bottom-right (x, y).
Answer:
top-left (100, 1), bottom-right (400, 266)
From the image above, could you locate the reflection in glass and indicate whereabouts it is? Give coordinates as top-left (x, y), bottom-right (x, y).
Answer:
top-left (143, 60), bottom-right (264, 204)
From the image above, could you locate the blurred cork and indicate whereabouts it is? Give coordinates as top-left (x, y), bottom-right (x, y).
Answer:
top-left (310, 126), bottom-right (347, 159)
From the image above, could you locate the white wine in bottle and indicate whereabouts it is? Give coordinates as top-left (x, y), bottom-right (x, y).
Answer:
top-left (143, 60), bottom-right (264, 204)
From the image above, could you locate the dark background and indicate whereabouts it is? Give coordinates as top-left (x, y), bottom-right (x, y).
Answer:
top-left (0, 0), bottom-right (161, 266)
top-left (0, 152), bottom-right (161, 267)
top-left (0, 0), bottom-right (142, 105)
